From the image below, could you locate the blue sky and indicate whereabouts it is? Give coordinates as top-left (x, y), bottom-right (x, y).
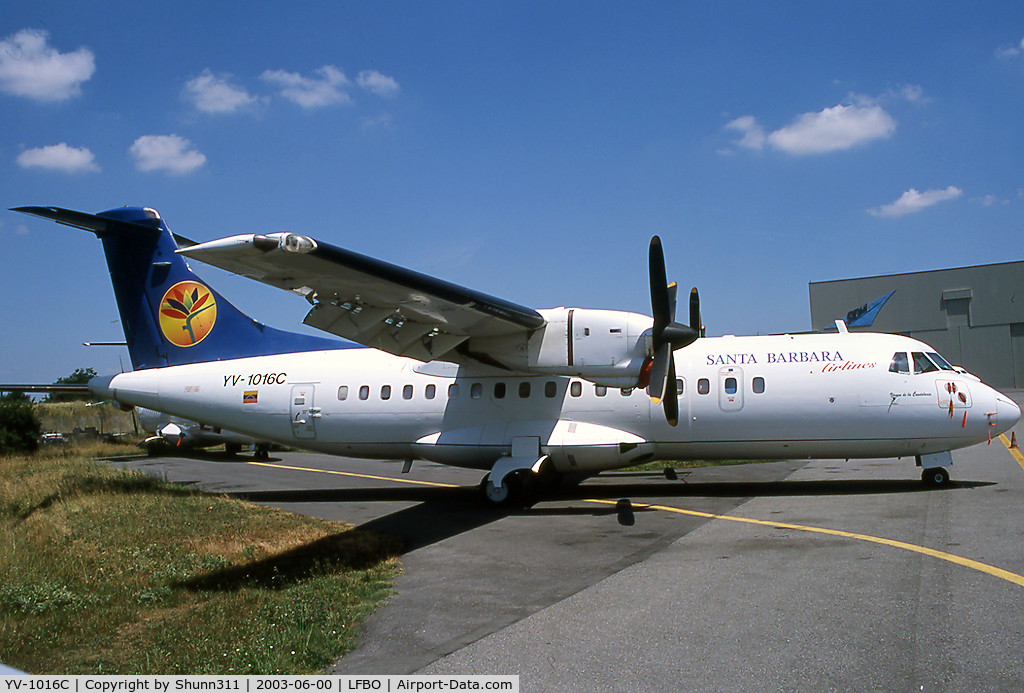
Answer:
top-left (3, 1), bottom-right (1022, 384)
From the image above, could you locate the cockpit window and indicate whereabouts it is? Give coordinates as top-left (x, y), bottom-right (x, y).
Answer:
top-left (927, 352), bottom-right (955, 371)
top-left (889, 352), bottom-right (909, 374)
top-left (912, 352), bottom-right (939, 374)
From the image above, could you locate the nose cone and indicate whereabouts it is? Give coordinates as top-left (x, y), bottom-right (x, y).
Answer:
top-left (997, 394), bottom-right (1021, 435)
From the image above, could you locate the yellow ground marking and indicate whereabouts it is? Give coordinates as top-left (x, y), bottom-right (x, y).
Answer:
top-left (998, 433), bottom-right (1024, 473)
top-left (248, 458), bottom-right (1024, 589)
top-left (586, 498), bottom-right (1024, 588)
top-left (248, 460), bottom-right (458, 488)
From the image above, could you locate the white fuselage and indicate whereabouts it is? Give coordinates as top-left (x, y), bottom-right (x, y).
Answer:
top-left (94, 332), bottom-right (1020, 474)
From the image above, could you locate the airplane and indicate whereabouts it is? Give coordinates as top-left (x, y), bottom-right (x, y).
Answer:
top-left (13, 205), bottom-right (1021, 504)
top-left (135, 407), bottom-right (270, 457)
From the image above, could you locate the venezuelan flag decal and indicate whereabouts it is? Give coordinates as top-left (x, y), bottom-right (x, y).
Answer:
top-left (159, 281), bottom-right (217, 347)
top-left (243, 391), bottom-right (258, 404)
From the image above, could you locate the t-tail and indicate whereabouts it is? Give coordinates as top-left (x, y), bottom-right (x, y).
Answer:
top-left (12, 206), bottom-right (349, 370)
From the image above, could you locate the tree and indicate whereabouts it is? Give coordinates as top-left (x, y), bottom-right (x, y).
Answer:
top-left (0, 399), bottom-right (40, 453)
top-left (46, 367), bottom-right (98, 402)
top-left (0, 390), bottom-right (31, 403)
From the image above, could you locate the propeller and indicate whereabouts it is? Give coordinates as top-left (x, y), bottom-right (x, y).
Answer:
top-left (647, 236), bottom-right (700, 426)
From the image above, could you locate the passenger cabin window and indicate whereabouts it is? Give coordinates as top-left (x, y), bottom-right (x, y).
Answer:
top-left (448, 384), bottom-right (459, 399)
top-left (912, 352), bottom-right (939, 374)
top-left (595, 386), bottom-right (607, 397)
top-left (752, 377), bottom-right (765, 394)
top-left (676, 379), bottom-right (684, 396)
top-left (381, 385), bottom-right (392, 400)
top-left (571, 382), bottom-right (582, 397)
top-left (494, 382), bottom-right (506, 399)
top-left (621, 388), bottom-right (632, 396)
top-left (697, 378), bottom-right (710, 395)
top-left (338, 386), bottom-right (348, 401)
top-left (359, 385), bottom-right (369, 400)
top-left (519, 382), bottom-right (531, 398)
top-left (724, 377), bottom-right (737, 395)
top-left (471, 383), bottom-right (483, 399)
top-left (426, 384), bottom-right (436, 399)
top-left (403, 384), bottom-right (414, 400)
top-left (545, 381), bottom-right (557, 398)
top-left (889, 352), bottom-right (910, 374)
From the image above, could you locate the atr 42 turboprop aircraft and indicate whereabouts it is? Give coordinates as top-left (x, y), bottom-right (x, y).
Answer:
top-left (135, 407), bottom-right (268, 456)
top-left (14, 206), bottom-right (1020, 503)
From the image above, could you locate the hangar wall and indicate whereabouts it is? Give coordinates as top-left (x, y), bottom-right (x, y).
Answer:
top-left (808, 261), bottom-right (1024, 389)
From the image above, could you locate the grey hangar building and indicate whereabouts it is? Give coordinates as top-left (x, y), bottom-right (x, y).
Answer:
top-left (808, 260), bottom-right (1024, 391)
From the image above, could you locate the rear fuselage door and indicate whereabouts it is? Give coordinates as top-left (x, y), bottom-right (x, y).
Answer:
top-left (290, 384), bottom-right (318, 439)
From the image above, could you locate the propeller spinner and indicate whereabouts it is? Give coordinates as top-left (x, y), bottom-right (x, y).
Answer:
top-left (648, 236), bottom-right (700, 426)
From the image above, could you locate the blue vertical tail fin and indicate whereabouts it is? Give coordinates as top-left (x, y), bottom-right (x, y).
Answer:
top-left (13, 206), bottom-right (347, 369)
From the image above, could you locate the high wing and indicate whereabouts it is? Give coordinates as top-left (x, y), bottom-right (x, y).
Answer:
top-left (177, 232), bottom-right (545, 365)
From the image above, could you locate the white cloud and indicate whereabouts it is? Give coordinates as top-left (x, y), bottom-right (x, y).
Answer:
top-left (260, 65), bottom-right (352, 108)
top-left (767, 104), bottom-right (896, 155)
top-left (723, 115), bottom-right (766, 150)
top-left (362, 112), bottom-right (394, 130)
top-left (0, 29), bottom-right (95, 102)
top-left (16, 143), bottom-right (99, 173)
top-left (997, 37), bottom-right (1024, 59)
top-left (356, 69), bottom-right (400, 97)
top-left (868, 186), bottom-right (963, 218)
top-left (897, 84), bottom-right (924, 102)
top-left (129, 135), bottom-right (206, 174)
top-left (184, 70), bottom-right (257, 113)
top-left (724, 101), bottom-right (897, 156)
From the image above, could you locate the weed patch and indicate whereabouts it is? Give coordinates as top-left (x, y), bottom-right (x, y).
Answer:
top-left (0, 448), bottom-right (400, 674)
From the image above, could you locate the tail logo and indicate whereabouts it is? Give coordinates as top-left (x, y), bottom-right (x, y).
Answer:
top-left (159, 281), bottom-right (217, 347)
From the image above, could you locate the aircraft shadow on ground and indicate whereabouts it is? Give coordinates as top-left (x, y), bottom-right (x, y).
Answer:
top-left (231, 476), bottom-right (992, 554)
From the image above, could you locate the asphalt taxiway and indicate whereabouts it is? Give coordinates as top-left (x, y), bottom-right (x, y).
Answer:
top-left (110, 393), bottom-right (1024, 691)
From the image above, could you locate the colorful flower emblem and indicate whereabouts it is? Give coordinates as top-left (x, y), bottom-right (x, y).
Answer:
top-left (159, 281), bottom-right (217, 347)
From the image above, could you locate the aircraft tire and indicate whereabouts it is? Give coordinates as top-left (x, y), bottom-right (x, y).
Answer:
top-left (922, 467), bottom-right (950, 486)
top-left (481, 473), bottom-right (523, 506)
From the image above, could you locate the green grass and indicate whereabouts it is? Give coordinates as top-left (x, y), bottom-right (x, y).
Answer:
top-left (0, 445), bottom-right (401, 675)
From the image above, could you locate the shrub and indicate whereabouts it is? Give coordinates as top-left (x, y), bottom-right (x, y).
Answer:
top-left (0, 400), bottom-right (41, 454)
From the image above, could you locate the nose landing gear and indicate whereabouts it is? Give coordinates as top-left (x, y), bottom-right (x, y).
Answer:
top-left (922, 466), bottom-right (951, 486)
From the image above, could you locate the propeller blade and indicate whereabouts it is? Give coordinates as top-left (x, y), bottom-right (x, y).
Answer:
top-left (647, 343), bottom-right (672, 404)
top-left (664, 356), bottom-right (679, 426)
top-left (649, 236), bottom-right (670, 332)
top-left (689, 287), bottom-right (701, 336)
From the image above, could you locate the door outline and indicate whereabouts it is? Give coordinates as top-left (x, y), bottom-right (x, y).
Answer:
top-left (719, 366), bottom-right (744, 413)
top-left (290, 384), bottom-right (318, 439)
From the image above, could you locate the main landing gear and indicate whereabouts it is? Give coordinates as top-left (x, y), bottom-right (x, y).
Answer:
top-left (482, 473), bottom-right (519, 504)
top-left (480, 460), bottom-right (565, 507)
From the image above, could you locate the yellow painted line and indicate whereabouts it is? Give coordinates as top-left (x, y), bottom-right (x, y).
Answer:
top-left (998, 433), bottom-right (1024, 473)
top-left (248, 460), bottom-right (458, 488)
top-left (246, 458), bottom-right (1024, 589)
top-left (586, 498), bottom-right (1024, 589)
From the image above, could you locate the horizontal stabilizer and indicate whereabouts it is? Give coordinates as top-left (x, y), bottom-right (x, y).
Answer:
top-left (11, 206), bottom-right (162, 237)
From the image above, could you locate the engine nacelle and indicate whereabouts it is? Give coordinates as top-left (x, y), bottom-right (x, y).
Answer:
top-left (525, 308), bottom-right (652, 387)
